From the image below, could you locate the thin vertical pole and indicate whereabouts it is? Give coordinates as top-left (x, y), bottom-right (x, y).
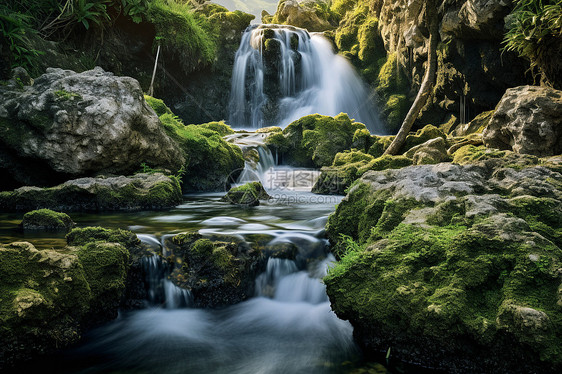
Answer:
top-left (148, 43), bottom-right (161, 97)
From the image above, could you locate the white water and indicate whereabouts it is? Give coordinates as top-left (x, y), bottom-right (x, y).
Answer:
top-left (228, 24), bottom-right (382, 132)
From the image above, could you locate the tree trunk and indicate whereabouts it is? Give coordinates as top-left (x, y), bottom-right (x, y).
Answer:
top-left (384, 0), bottom-right (439, 156)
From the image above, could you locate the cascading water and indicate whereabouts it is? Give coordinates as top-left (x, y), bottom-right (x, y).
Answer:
top-left (229, 24), bottom-right (382, 132)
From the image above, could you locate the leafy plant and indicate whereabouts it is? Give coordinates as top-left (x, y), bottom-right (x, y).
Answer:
top-left (503, 0), bottom-right (562, 87)
top-left (121, 0), bottom-right (148, 23)
top-left (0, 10), bottom-right (43, 72)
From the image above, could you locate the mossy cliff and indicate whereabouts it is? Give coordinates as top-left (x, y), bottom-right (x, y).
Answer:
top-left (145, 96), bottom-right (244, 192)
top-left (269, 0), bottom-right (532, 133)
top-left (0, 226), bottom-right (144, 368)
top-left (323, 154), bottom-right (562, 373)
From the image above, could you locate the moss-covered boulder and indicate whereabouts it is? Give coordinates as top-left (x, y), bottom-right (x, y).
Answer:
top-left (0, 242), bottom-right (91, 368)
top-left (168, 234), bottom-right (263, 307)
top-left (0, 173), bottom-right (182, 212)
top-left (266, 113), bottom-right (368, 167)
top-left (66, 226), bottom-right (147, 316)
top-left (146, 96), bottom-right (244, 192)
top-left (221, 182), bottom-right (271, 206)
top-left (324, 156), bottom-right (562, 373)
top-left (0, 228), bottom-right (141, 368)
top-left (20, 209), bottom-right (75, 231)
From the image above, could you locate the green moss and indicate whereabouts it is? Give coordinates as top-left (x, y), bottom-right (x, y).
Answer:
top-left (66, 227), bottom-right (141, 250)
top-left (384, 94), bottom-right (409, 132)
top-left (144, 95), bottom-right (173, 116)
top-left (367, 135), bottom-right (394, 157)
top-left (401, 125), bottom-right (446, 153)
top-left (189, 239), bottom-right (238, 284)
top-left (197, 121), bottom-right (235, 136)
top-left (21, 209), bottom-right (75, 231)
top-left (325, 220), bottom-right (562, 363)
top-left (0, 242), bottom-right (91, 353)
top-left (269, 113), bottom-right (367, 168)
top-left (76, 242), bottom-right (129, 316)
top-left (54, 89), bottom-right (81, 101)
top-left (352, 128), bottom-right (372, 152)
top-left (452, 145), bottom-right (507, 164)
top-left (158, 109), bottom-right (244, 191)
top-left (509, 196), bottom-right (562, 247)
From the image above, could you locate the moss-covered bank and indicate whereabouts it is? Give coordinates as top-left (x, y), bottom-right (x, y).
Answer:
top-left (145, 96), bottom-right (244, 192)
top-left (324, 155), bottom-right (562, 373)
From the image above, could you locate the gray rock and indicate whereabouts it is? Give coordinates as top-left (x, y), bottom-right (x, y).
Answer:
top-left (483, 85), bottom-right (562, 157)
top-left (0, 67), bottom-right (185, 189)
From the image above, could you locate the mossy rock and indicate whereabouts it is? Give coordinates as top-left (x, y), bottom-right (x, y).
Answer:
top-left (168, 236), bottom-right (262, 308)
top-left (0, 173), bottom-right (182, 212)
top-left (144, 95), bottom-right (172, 117)
top-left (0, 242), bottom-right (91, 366)
top-left (400, 125), bottom-right (446, 154)
top-left (324, 159), bottom-right (562, 373)
top-left (76, 242), bottom-right (129, 323)
top-left (266, 113), bottom-right (367, 168)
top-left (221, 182), bottom-right (271, 206)
top-left (20, 209), bottom-right (75, 231)
top-left (312, 152), bottom-right (412, 195)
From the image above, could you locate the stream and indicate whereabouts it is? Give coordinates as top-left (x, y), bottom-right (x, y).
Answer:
top-left (0, 144), bottom-right (368, 374)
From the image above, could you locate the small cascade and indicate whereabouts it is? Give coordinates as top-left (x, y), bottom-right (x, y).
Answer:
top-left (255, 258), bottom-right (299, 297)
top-left (141, 256), bottom-right (192, 309)
top-left (255, 255), bottom-right (333, 304)
top-left (229, 24), bottom-right (381, 132)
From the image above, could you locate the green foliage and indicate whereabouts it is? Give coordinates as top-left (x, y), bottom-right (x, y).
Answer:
top-left (121, 0), bottom-right (149, 23)
top-left (146, 0), bottom-right (217, 72)
top-left (503, 0), bottom-right (562, 86)
top-left (198, 121), bottom-right (235, 136)
top-left (0, 9), bottom-right (43, 73)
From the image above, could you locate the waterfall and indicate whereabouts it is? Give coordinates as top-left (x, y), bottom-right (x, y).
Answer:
top-left (228, 24), bottom-right (382, 132)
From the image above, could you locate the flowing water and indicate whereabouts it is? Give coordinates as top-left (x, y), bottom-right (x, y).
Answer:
top-left (0, 142), bottom-right (369, 373)
top-left (228, 24), bottom-right (382, 132)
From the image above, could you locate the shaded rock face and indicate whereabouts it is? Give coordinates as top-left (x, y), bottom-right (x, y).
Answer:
top-left (483, 85), bottom-right (562, 157)
top-left (0, 173), bottom-right (182, 212)
top-left (331, 0), bottom-right (530, 131)
top-left (270, 0), bottom-right (335, 32)
top-left (0, 67), bottom-right (185, 190)
top-left (324, 156), bottom-right (562, 373)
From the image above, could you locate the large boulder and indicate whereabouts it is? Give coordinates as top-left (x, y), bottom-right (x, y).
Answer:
top-left (483, 85), bottom-right (562, 157)
top-left (0, 173), bottom-right (182, 212)
top-left (0, 67), bottom-right (185, 190)
top-left (324, 155), bottom-right (562, 373)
